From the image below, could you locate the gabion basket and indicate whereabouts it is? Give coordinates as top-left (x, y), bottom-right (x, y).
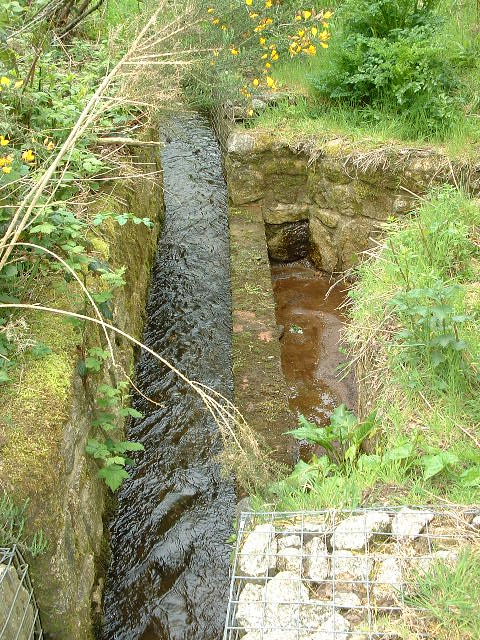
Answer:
top-left (0, 546), bottom-right (43, 640)
top-left (223, 506), bottom-right (479, 640)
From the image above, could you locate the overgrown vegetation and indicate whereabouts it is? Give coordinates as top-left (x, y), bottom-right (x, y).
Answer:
top-left (258, 187), bottom-right (480, 511)
top-left (182, 0), bottom-right (332, 113)
top-left (0, 493), bottom-right (47, 556)
top-left (407, 549), bottom-right (480, 640)
top-left (250, 0), bottom-right (480, 151)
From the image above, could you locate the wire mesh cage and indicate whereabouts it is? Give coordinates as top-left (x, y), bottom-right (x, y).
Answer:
top-left (0, 546), bottom-right (43, 640)
top-left (223, 506), bottom-right (479, 640)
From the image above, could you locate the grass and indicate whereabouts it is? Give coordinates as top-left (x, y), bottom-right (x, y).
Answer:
top-left (256, 187), bottom-right (480, 512)
top-left (407, 548), bottom-right (480, 640)
top-left (250, 0), bottom-right (480, 156)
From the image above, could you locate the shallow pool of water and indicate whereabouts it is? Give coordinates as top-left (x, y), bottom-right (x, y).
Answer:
top-left (271, 261), bottom-right (357, 435)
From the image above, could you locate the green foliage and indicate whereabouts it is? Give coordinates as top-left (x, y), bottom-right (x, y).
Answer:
top-left (286, 405), bottom-right (377, 470)
top-left (309, 0), bottom-right (464, 136)
top-left (407, 548), bottom-right (480, 640)
top-left (0, 493), bottom-right (47, 556)
top-left (345, 186), bottom-right (480, 505)
top-left (390, 284), bottom-right (473, 385)
top-left (87, 381), bottom-right (144, 491)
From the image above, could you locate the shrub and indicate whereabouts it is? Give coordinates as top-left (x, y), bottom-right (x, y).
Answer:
top-left (309, 0), bottom-right (461, 136)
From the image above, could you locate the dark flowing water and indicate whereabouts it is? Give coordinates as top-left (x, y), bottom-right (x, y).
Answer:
top-left (271, 261), bottom-right (356, 434)
top-left (103, 116), bottom-right (236, 640)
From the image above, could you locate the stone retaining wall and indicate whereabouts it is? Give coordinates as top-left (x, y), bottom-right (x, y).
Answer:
top-left (226, 130), bottom-right (480, 272)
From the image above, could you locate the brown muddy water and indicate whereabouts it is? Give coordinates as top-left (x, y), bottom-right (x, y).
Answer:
top-left (271, 261), bottom-right (357, 440)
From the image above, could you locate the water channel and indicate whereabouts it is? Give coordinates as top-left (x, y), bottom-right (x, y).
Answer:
top-left (103, 115), bottom-right (236, 640)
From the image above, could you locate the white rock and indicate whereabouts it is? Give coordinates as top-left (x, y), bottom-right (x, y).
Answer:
top-left (277, 546), bottom-right (303, 572)
top-left (391, 507), bottom-right (434, 539)
top-left (236, 583), bottom-right (265, 630)
top-left (299, 601), bottom-right (331, 632)
top-left (331, 512), bottom-right (391, 550)
top-left (333, 591), bottom-right (362, 609)
top-left (304, 537), bottom-right (329, 582)
top-left (241, 633), bottom-right (299, 640)
top-left (330, 550), bottom-right (374, 583)
top-left (307, 612), bottom-right (351, 640)
top-left (373, 557), bottom-right (403, 606)
top-left (239, 524), bottom-right (277, 576)
top-left (277, 534), bottom-right (302, 550)
top-left (264, 571), bottom-right (310, 631)
top-left (471, 515), bottom-right (480, 529)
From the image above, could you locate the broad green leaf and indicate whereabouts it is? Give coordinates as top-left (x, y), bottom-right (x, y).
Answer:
top-left (98, 464), bottom-right (129, 491)
top-left (383, 442), bottom-right (414, 463)
top-left (460, 466), bottom-right (480, 487)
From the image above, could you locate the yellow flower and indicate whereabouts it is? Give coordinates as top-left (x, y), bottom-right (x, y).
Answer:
top-left (213, 49), bottom-right (219, 56)
top-left (14, 80), bottom-right (23, 89)
top-left (207, 7), bottom-right (214, 12)
top-left (221, 24), bottom-right (227, 30)
top-left (249, 12), bottom-right (259, 17)
top-left (245, 91), bottom-right (252, 98)
top-left (261, 53), bottom-right (268, 59)
top-left (259, 37), bottom-right (267, 45)
top-left (22, 149), bottom-right (35, 163)
top-left (0, 135), bottom-right (9, 146)
top-left (271, 51), bottom-right (279, 60)
top-left (247, 109), bottom-right (254, 116)
top-left (298, 29), bottom-right (305, 36)
top-left (265, 0), bottom-right (273, 6)
top-left (295, 14), bottom-right (302, 20)
top-left (230, 48), bottom-right (240, 55)
top-left (302, 10), bottom-right (312, 19)
top-left (311, 26), bottom-right (318, 36)
top-left (265, 62), bottom-right (272, 68)
top-left (319, 30), bottom-right (330, 40)
top-left (246, 0), bottom-right (253, 5)
top-left (320, 42), bottom-right (329, 48)
top-left (323, 10), bottom-right (333, 19)
top-left (212, 18), bottom-right (220, 24)
top-left (265, 17), bottom-right (273, 24)
top-left (307, 44), bottom-right (317, 55)
top-left (0, 77), bottom-right (11, 87)
top-left (2, 166), bottom-right (12, 174)
top-left (252, 78), bottom-right (260, 87)
top-left (266, 76), bottom-right (275, 88)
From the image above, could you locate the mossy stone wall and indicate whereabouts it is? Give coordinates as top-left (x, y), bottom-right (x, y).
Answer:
top-left (226, 129), bottom-right (480, 272)
top-left (0, 143), bottom-right (163, 639)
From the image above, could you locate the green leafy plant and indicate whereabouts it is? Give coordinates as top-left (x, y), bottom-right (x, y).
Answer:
top-left (391, 283), bottom-right (472, 381)
top-left (286, 404), bottom-right (378, 470)
top-left (309, 0), bottom-right (464, 137)
top-left (87, 381), bottom-right (145, 491)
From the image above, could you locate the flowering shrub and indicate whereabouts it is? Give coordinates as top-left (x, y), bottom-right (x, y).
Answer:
top-left (182, 0), bottom-right (333, 113)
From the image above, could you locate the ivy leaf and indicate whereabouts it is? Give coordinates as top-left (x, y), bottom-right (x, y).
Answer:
top-left (98, 464), bottom-right (130, 491)
top-left (382, 441), bottom-right (414, 463)
top-left (85, 356), bottom-right (102, 372)
top-left (31, 342), bottom-right (53, 358)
